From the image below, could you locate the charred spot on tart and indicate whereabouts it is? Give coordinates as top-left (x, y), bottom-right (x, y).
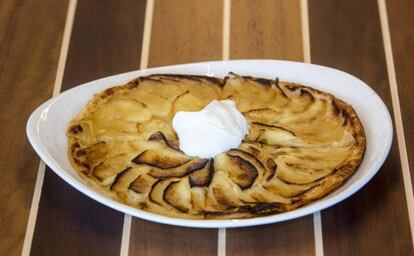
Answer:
top-left (241, 76), bottom-right (272, 87)
top-left (69, 124), bottom-right (83, 134)
top-left (341, 109), bottom-right (350, 126)
top-left (331, 99), bottom-right (341, 116)
top-left (265, 158), bottom-right (277, 181)
top-left (299, 89), bottom-right (315, 102)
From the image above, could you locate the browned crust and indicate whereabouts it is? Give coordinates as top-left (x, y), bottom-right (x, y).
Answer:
top-left (67, 73), bottom-right (366, 220)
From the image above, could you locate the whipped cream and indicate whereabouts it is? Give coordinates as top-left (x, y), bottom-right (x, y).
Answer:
top-left (172, 100), bottom-right (249, 158)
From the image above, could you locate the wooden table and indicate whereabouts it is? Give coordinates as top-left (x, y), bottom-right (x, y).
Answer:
top-left (1, 0), bottom-right (413, 255)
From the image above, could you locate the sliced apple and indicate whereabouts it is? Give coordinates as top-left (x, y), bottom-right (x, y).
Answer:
top-left (189, 159), bottom-right (214, 187)
top-left (227, 149), bottom-right (265, 170)
top-left (163, 178), bottom-right (192, 212)
top-left (243, 108), bottom-right (280, 124)
top-left (277, 97), bottom-right (326, 125)
top-left (94, 99), bottom-right (152, 123)
top-left (137, 77), bottom-right (188, 101)
top-left (191, 187), bottom-right (208, 212)
top-left (148, 179), bottom-right (172, 205)
top-left (127, 90), bottom-right (171, 117)
top-left (264, 175), bottom-right (316, 197)
top-left (137, 119), bottom-right (176, 140)
top-left (276, 157), bottom-right (334, 184)
top-left (172, 91), bottom-right (205, 113)
top-left (149, 158), bottom-right (208, 178)
top-left (209, 171), bottom-right (243, 210)
top-left (215, 154), bottom-right (258, 189)
top-left (132, 146), bottom-right (190, 169)
top-left (129, 174), bottom-right (157, 194)
top-left (110, 167), bottom-right (148, 198)
top-left (184, 83), bottom-right (220, 106)
top-left (148, 131), bottom-right (180, 151)
top-left (222, 73), bottom-right (274, 111)
top-left (247, 186), bottom-right (291, 204)
top-left (93, 154), bottom-right (132, 185)
top-left (253, 122), bottom-right (298, 146)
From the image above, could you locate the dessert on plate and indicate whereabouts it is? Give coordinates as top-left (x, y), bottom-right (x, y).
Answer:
top-left (67, 73), bottom-right (365, 219)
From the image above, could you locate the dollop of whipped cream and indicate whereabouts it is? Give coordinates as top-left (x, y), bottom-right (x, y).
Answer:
top-left (172, 100), bottom-right (249, 158)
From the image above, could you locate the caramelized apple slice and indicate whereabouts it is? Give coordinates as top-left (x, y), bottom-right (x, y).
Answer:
top-left (227, 149), bottom-right (265, 171)
top-left (149, 179), bottom-right (172, 205)
top-left (110, 167), bottom-right (148, 198)
top-left (189, 159), bottom-right (214, 187)
top-left (284, 88), bottom-right (315, 113)
top-left (191, 187), bottom-right (208, 212)
top-left (137, 76), bottom-right (188, 101)
top-left (276, 157), bottom-right (334, 184)
top-left (129, 174), bottom-right (157, 194)
top-left (264, 175), bottom-right (316, 197)
top-left (227, 154), bottom-right (258, 189)
top-left (149, 158), bottom-right (208, 178)
top-left (221, 73), bottom-right (274, 112)
top-left (148, 131), bottom-right (180, 150)
top-left (172, 91), bottom-right (205, 113)
top-left (132, 147), bottom-right (191, 169)
top-left (277, 96), bottom-right (326, 125)
top-left (247, 186), bottom-right (291, 204)
top-left (243, 108), bottom-right (281, 124)
top-left (93, 154), bottom-right (132, 185)
top-left (208, 171), bottom-right (244, 210)
top-left (94, 99), bottom-right (152, 123)
top-left (137, 120), bottom-right (176, 141)
top-left (215, 154), bottom-right (258, 189)
top-left (163, 178), bottom-right (192, 212)
top-left (127, 90), bottom-right (171, 117)
top-left (251, 122), bottom-right (297, 146)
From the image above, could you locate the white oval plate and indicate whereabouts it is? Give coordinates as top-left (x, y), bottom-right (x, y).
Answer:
top-left (27, 60), bottom-right (392, 228)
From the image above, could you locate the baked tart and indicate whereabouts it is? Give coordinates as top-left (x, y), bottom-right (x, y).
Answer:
top-left (67, 73), bottom-right (365, 219)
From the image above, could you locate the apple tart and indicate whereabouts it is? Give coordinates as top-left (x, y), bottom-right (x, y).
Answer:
top-left (67, 73), bottom-right (365, 219)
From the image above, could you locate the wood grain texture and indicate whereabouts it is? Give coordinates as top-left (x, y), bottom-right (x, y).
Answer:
top-left (226, 1), bottom-right (314, 256)
top-left (227, 217), bottom-right (314, 256)
top-left (130, 221), bottom-right (218, 256)
top-left (0, 0), bottom-right (68, 255)
top-left (230, 0), bottom-right (303, 61)
top-left (30, 1), bottom-right (147, 255)
top-left (129, 0), bottom-right (221, 255)
top-left (387, 0), bottom-right (414, 185)
top-left (309, 0), bottom-right (413, 255)
top-left (147, 0), bottom-right (222, 67)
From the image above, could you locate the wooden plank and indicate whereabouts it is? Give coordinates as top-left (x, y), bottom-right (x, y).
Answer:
top-left (230, 0), bottom-right (303, 61)
top-left (387, 0), bottom-right (414, 187)
top-left (129, 0), bottom-right (222, 255)
top-left (0, 0), bottom-right (68, 255)
top-left (147, 0), bottom-right (222, 67)
top-left (308, 0), bottom-right (413, 255)
top-left (30, 1), bottom-right (147, 255)
top-left (226, 1), bottom-right (315, 255)
top-left (227, 217), bottom-right (314, 256)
